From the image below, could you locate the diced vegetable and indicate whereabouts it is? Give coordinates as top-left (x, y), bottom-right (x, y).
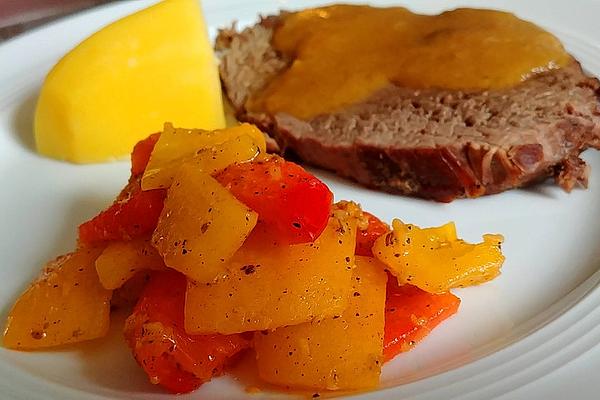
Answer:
top-left (254, 256), bottom-right (387, 390)
top-left (3, 247), bottom-right (111, 349)
top-left (373, 219), bottom-right (504, 293)
top-left (355, 211), bottom-right (388, 256)
top-left (131, 133), bottom-right (160, 176)
top-left (185, 211), bottom-right (357, 334)
top-left (215, 156), bottom-right (333, 245)
top-left (124, 270), bottom-right (251, 393)
top-left (384, 274), bottom-right (460, 361)
top-left (141, 123), bottom-right (266, 190)
top-left (152, 164), bottom-right (258, 283)
top-left (95, 236), bottom-right (166, 290)
top-left (143, 134), bottom-right (264, 190)
top-left (78, 187), bottom-right (166, 244)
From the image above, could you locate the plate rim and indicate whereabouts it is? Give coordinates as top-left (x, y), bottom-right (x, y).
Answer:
top-left (2, 1), bottom-right (600, 399)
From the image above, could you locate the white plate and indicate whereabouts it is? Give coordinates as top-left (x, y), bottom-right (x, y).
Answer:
top-left (2, 1), bottom-right (600, 399)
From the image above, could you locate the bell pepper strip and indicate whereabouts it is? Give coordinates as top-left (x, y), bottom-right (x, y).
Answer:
top-left (355, 211), bottom-right (389, 256)
top-left (78, 187), bottom-right (166, 244)
top-left (131, 133), bottom-right (160, 176)
top-left (124, 270), bottom-right (251, 394)
top-left (384, 274), bottom-right (460, 361)
top-left (214, 156), bottom-right (333, 245)
top-left (78, 134), bottom-right (165, 244)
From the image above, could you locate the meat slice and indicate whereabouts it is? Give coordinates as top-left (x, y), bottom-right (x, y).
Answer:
top-left (217, 17), bottom-right (600, 202)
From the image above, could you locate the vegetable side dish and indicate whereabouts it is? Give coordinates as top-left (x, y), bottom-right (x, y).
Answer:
top-left (3, 123), bottom-right (505, 394)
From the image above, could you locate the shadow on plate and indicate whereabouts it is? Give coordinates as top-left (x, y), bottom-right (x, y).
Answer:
top-left (518, 180), bottom-right (561, 199)
top-left (11, 89), bottom-right (38, 153)
top-left (74, 309), bottom-right (156, 394)
top-left (309, 166), bottom-right (562, 206)
top-left (307, 167), bottom-right (448, 207)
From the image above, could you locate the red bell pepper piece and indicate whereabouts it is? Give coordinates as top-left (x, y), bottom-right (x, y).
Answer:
top-left (78, 134), bottom-right (165, 244)
top-left (124, 270), bottom-right (251, 393)
top-left (78, 187), bottom-right (166, 244)
top-left (214, 156), bottom-right (333, 245)
top-left (131, 133), bottom-right (160, 176)
top-left (355, 211), bottom-right (388, 256)
top-left (384, 274), bottom-right (460, 361)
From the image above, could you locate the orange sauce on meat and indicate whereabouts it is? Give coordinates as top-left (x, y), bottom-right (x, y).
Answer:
top-left (248, 5), bottom-right (570, 119)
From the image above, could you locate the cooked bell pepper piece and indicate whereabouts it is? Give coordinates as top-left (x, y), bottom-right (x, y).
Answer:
top-left (152, 165), bottom-right (258, 283)
top-left (374, 220), bottom-right (504, 293)
top-left (214, 156), bottom-right (333, 244)
top-left (95, 236), bottom-right (167, 290)
top-left (355, 211), bottom-right (388, 256)
top-left (384, 274), bottom-right (460, 361)
top-left (141, 123), bottom-right (266, 190)
top-left (78, 187), bottom-right (166, 244)
top-left (131, 133), bottom-right (160, 176)
top-left (124, 270), bottom-right (251, 394)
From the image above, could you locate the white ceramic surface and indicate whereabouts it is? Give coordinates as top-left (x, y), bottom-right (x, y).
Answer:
top-left (1, 1), bottom-right (600, 399)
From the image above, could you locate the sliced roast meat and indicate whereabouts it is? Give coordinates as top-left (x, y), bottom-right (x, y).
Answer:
top-left (217, 17), bottom-right (600, 202)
